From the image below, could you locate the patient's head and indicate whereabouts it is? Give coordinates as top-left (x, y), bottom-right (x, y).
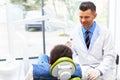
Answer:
top-left (49, 44), bottom-right (73, 65)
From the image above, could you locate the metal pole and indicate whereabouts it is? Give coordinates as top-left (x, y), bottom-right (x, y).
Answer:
top-left (116, 54), bottom-right (119, 80)
top-left (41, 0), bottom-right (46, 53)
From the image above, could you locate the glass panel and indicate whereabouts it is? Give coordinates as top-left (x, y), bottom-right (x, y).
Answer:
top-left (0, 1), bottom-right (10, 59)
top-left (0, 0), bottom-right (43, 60)
top-left (0, 0), bottom-right (108, 58)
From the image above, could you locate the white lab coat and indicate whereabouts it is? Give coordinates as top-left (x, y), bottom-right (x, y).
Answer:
top-left (71, 23), bottom-right (116, 80)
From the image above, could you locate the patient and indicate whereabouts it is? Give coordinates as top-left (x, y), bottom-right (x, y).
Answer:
top-left (25, 44), bottom-right (82, 80)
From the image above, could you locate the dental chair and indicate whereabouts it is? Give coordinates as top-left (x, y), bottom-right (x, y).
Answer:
top-left (50, 57), bottom-right (81, 80)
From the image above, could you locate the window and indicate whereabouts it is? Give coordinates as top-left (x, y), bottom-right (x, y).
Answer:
top-left (0, 0), bottom-right (108, 59)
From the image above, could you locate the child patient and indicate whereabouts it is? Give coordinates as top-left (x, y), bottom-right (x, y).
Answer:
top-left (25, 44), bottom-right (82, 80)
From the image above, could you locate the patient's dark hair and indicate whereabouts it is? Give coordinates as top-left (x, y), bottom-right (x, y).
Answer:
top-left (50, 44), bottom-right (73, 65)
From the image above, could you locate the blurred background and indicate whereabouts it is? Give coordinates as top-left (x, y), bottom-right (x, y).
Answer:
top-left (0, 0), bottom-right (120, 80)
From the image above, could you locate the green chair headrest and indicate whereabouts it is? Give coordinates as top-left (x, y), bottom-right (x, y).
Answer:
top-left (70, 77), bottom-right (81, 80)
top-left (50, 57), bottom-right (76, 75)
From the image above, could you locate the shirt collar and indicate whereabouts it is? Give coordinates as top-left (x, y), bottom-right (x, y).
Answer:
top-left (82, 21), bottom-right (96, 34)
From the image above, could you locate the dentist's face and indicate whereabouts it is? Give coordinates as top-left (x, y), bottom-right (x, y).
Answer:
top-left (79, 9), bottom-right (97, 30)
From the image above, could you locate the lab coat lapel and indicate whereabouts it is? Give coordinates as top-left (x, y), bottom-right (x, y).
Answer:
top-left (73, 31), bottom-right (89, 64)
top-left (73, 27), bottom-right (88, 53)
top-left (89, 24), bottom-right (100, 50)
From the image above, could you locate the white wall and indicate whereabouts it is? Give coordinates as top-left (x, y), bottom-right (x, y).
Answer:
top-left (115, 0), bottom-right (120, 54)
top-left (109, 0), bottom-right (120, 79)
top-left (109, 0), bottom-right (120, 53)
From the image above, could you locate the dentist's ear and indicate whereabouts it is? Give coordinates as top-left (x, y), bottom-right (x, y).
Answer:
top-left (93, 12), bottom-right (97, 19)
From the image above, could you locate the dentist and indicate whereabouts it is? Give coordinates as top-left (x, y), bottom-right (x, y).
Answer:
top-left (67, 1), bottom-right (116, 80)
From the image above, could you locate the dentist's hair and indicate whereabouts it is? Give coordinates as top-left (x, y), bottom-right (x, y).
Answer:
top-left (79, 1), bottom-right (96, 13)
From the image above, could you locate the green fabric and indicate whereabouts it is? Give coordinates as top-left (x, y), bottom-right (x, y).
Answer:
top-left (70, 77), bottom-right (81, 80)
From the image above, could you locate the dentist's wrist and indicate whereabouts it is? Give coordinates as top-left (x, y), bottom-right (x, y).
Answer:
top-left (97, 69), bottom-right (103, 76)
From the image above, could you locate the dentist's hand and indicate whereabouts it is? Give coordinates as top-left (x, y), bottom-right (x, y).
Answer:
top-left (87, 68), bottom-right (100, 80)
top-left (65, 41), bottom-right (72, 48)
top-left (65, 38), bottom-right (73, 48)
